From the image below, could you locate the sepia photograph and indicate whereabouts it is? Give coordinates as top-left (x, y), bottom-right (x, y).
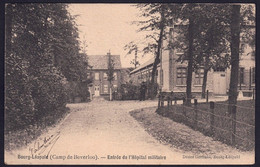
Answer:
top-left (4, 3), bottom-right (255, 165)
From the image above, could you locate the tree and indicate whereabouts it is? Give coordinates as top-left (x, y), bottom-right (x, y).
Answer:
top-left (133, 4), bottom-right (169, 98)
top-left (169, 4), bottom-right (232, 103)
top-left (228, 5), bottom-right (241, 110)
top-left (5, 3), bottom-right (89, 131)
top-left (185, 4), bottom-right (195, 105)
top-left (107, 52), bottom-right (115, 101)
top-left (124, 41), bottom-right (140, 69)
top-left (135, 4), bottom-right (218, 101)
top-left (133, 3), bottom-right (254, 104)
top-left (168, 4), bottom-right (198, 105)
top-left (5, 4), bottom-right (35, 130)
top-left (191, 4), bottom-right (231, 98)
top-left (81, 34), bottom-right (88, 55)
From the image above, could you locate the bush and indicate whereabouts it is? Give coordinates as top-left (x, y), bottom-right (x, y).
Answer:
top-left (30, 66), bottom-right (68, 125)
top-left (5, 63), bottom-right (35, 131)
top-left (115, 83), bottom-right (140, 100)
top-left (114, 82), bottom-right (159, 100)
top-left (147, 82), bottom-right (159, 99)
top-left (159, 92), bottom-right (195, 100)
top-left (67, 81), bottom-right (90, 103)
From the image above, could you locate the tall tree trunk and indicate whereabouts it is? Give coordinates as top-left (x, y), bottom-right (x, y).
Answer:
top-left (186, 14), bottom-right (194, 106)
top-left (201, 68), bottom-right (209, 98)
top-left (109, 81), bottom-right (112, 101)
top-left (150, 6), bottom-right (165, 98)
top-left (134, 49), bottom-right (137, 69)
top-left (228, 5), bottom-right (241, 113)
top-left (201, 24), bottom-right (214, 99)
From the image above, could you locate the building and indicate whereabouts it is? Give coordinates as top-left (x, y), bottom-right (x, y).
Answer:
top-left (130, 58), bottom-right (160, 85)
top-left (87, 53), bottom-right (122, 96)
top-left (158, 25), bottom-right (215, 96)
top-left (130, 25), bottom-right (255, 97)
top-left (226, 42), bottom-right (255, 96)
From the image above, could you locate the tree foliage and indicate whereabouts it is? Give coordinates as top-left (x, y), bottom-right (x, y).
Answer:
top-left (169, 4), bottom-right (232, 99)
top-left (124, 41), bottom-right (140, 69)
top-left (5, 3), bottom-right (89, 131)
top-left (106, 52), bottom-right (115, 84)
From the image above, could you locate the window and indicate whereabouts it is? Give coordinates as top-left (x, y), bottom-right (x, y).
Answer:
top-left (238, 67), bottom-right (244, 84)
top-left (252, 67), bottom-right (255, 84)
top-left (103, 85), bottom-right (108, 93)
top-left (113, 72), bottom-right (117, 80)
top-left (95, 72), bottom-right (99, 80)
top-left (103, 73), bottom-right (108, 80)
top-left (176, 67), bottom-right (187, 85)
top-left (195, 68), bottom-right (204, 85)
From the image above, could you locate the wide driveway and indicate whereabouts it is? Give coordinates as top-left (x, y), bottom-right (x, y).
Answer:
top-left (6, 98), bottom-right (183, 164)
top-left (5, 97), bottom-right (254, 165)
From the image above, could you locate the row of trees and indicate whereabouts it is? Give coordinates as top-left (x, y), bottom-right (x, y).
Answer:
top-left (5, 4), bottom-right (91, 131)
top-left (126, 3), bottom-right (255, 107)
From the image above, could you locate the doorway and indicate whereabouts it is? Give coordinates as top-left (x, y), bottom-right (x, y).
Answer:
top-left (94, 85), bottom-right (100, 96)
top-left (213, 71), bottom-right (227, 95)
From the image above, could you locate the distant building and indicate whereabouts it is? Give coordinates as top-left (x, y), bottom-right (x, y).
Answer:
top-left (130, 58), bottom-right (160, 85)
top-left (87, 53), bottom-right (122, 96)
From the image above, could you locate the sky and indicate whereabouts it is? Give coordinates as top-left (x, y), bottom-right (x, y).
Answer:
top-left (68, 4), bottom-right (152, 68)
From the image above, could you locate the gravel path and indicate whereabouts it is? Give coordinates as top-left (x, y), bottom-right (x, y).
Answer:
top-left (5, 98), bottom-right (254, 165)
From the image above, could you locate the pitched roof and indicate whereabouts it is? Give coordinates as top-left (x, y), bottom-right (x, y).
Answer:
top-left (130, 58), bottom-right (159, 74)
top-left (87, 55), bottom-right (122, 70)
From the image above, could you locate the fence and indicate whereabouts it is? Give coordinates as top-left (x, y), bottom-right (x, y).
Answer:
top-left (156, 96), bottom-right (255, 150)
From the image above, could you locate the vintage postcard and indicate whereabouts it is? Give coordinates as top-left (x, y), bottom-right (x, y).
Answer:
top-left (4, 3), bottom-right (255, 165)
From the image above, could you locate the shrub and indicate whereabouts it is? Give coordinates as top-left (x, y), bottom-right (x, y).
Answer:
top-left (5, 59), bottom-right (35, 132)
top-left (67, 81), bottom-right (90, 103)
top-left (147, 82), bottom-right (159, 99)
top-left (30, 66), bottom-right (68, 124)
top-left (115, 82), bottom-right (140, 100)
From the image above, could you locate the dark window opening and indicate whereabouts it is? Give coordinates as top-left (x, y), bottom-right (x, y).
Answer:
top-left (176, 67), bottom-right (187, 85)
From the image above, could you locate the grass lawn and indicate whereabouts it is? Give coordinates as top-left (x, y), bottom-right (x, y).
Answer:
top-left (130, 107), bottom-right (249, 155)
top-left (156, 100), bottom-right (255, 151)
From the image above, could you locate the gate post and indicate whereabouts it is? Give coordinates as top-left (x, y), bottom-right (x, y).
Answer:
top-left (182, 97), bottom-right (186, 116)
top-left (161, 96), bottom-right (164, 107)
top-left (210, 101), bottom-right (215, 134)
top-left (194, 99), bottom-right (198, 128)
